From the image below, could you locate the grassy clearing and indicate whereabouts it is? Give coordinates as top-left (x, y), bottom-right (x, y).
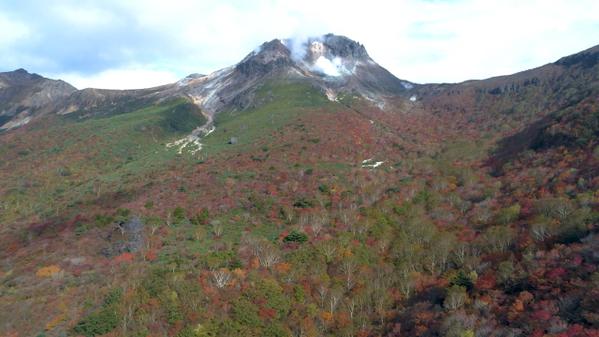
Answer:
top-left (200, 80), bottom-right (337, 154)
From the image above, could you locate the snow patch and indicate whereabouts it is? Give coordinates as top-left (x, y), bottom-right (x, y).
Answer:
top-left (325, 88), bottom-right (337, 101)
top-left (409, 95), bottom-right (417, 102)
top-left (166, 125), bottom-right (215, 155)
top-left (361, 158), bottom-right (384, 169)
top-left (167, 135), bottom-right (203, 155)
top-left (402, 81), bottom-right (414, 90)
top-left (204, 125), bottom-right (215, 137)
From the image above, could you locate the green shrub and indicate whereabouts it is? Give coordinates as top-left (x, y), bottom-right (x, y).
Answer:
top-left (172, 206), bottom-right (187, 224)
top-left (177, 326), bottom-right (199, 337)
top-left (449, 270), bottom-right (474, 291)
top-left (73, 307), bottom-right (120, 337)
top-left (73, 289), bottom-right (122, 336)
top-left (191, 208), bottom-right (210, 226)
top-left (318, 184), bottom-right (330, 194)
top-left (495, 204), bottom-right (521, 225)
top-left (293, 197), bottom-right (313, 208)
top-left (283, 230), bottom-right (308, 243)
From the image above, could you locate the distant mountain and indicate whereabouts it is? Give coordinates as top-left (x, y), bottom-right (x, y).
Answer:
top-left (0, 69), bottom-right (76, 130)
top-left (0, 34), bottom-right (414, 131)
top-left (415, 44), bottom-right (599, 128)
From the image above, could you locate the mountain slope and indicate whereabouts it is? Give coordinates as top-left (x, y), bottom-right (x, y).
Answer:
top-left (0, 37), bottom-right (598, 337)
top-left (415, 44), bottom-right (599, 132)
top-left (0, 69), bottom-right (76, 130)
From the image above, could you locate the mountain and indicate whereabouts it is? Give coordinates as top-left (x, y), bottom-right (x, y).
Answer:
top-left (416, 44), bottom-right (599, 128)
top-left (0, 36), bottom-right (598, 337)
top-left (180, 34), bottom-right (412, 114)
top-left (0, 34), bottom-right (412, 132)
top-left (0, 69), bottom-right (76, 130)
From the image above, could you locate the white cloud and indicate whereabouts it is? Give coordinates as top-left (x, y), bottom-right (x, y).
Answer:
top-left (57, 67), bottom-right (180, 90)
top-left (52, 5), bottom-right (116, 27)
top-left (0, 14), bottom-right (30, 46)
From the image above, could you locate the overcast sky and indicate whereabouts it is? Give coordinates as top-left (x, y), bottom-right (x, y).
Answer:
top-left (1, 0), bottom-right (598, 89)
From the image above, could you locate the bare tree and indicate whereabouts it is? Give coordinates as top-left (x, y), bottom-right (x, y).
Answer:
top-left (210, 220), bottom-right (224, 238)
top-left (319, 241), bottom-right (337, 263)
top-left (341, 259), bottom-right (357, 291)
top-left (317, 284), bottom-right (328, 308)
top-left (282, 205), bottom-right (295, 224)
top-left (311, 212), bottom-right (328, 237)
top-left (530, 222), bottom-right (551, 241)
top-left (444, 286), bottom-right (467, 310)
top-left (92, 180), bottom-right (102, 198)
top-left (452, 243), bottom-right (468, 266)
top-left (255, 241), bottom-right (280, 268)
top-left (398, 269), bottom-right (413, 298)
top-left (339, 203), bottom-right (358, 230)
top-left (345, 297), bottom-right (356, 320)
top-left (329, 289), bottom-right (342, 314)
top-left (211, 268), bottom-right (231, 288)
top-left (377, 238), bottom-right (389, 255)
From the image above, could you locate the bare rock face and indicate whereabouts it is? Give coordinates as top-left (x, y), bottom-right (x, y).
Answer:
top-left (235, 39), bottom-right (294, 77)
top-left (0, 69), bottom-right (77, 130)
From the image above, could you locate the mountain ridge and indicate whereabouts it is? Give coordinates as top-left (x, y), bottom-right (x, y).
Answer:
top-left (2, 36), bottom-right (597, 132)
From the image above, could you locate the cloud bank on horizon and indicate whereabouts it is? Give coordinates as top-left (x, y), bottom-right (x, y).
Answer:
top-left (1, 0), bottom-right (598, 89)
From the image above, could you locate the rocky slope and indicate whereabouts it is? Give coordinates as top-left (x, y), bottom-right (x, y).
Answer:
top-left (0, 69), bottom-right (76, 130)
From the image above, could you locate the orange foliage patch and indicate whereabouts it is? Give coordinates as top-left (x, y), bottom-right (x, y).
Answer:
top-left (113, 252), bottom-right (135, 264)
top-left (45, 313), bottom-right (66, 331)
top-left (320, 311), bottom-right (333, 322)
top-left (36, 265), bottom-right (61, 277)
top-left (145, 249), bottom-right (158, 261)
top-left (274, 262), bottom-right (291, 274)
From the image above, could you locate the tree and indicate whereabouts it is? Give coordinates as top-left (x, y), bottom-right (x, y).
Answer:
top-left (172, 206), bottom-right (187, 224)
top-left (495, 204), bottom-right (521, 225)
top-left (319, 241), bottom-right (337, 263)
top-left (283, 230), bottom-right (308, 243)
top-left (449, 270), bottom-right (474, 291)
top-left (340, 259), bottom-right (357, 291)
top-left (530, 218), bottom-right (553, 241)
top-left (210, 220), bottom-right (224, 238)
top-left (444, 286), bottom-right (468, 310)
top-left (249, 240), bottom-right (280, 268)
top-left (310, 212), bottom-right (328, 237)
top-left (211, 268), bottom-right (231, 288)
top-left (483, 225), bottom-right (514, 252)
top-left (73, 289), bottom-right (122, 337)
